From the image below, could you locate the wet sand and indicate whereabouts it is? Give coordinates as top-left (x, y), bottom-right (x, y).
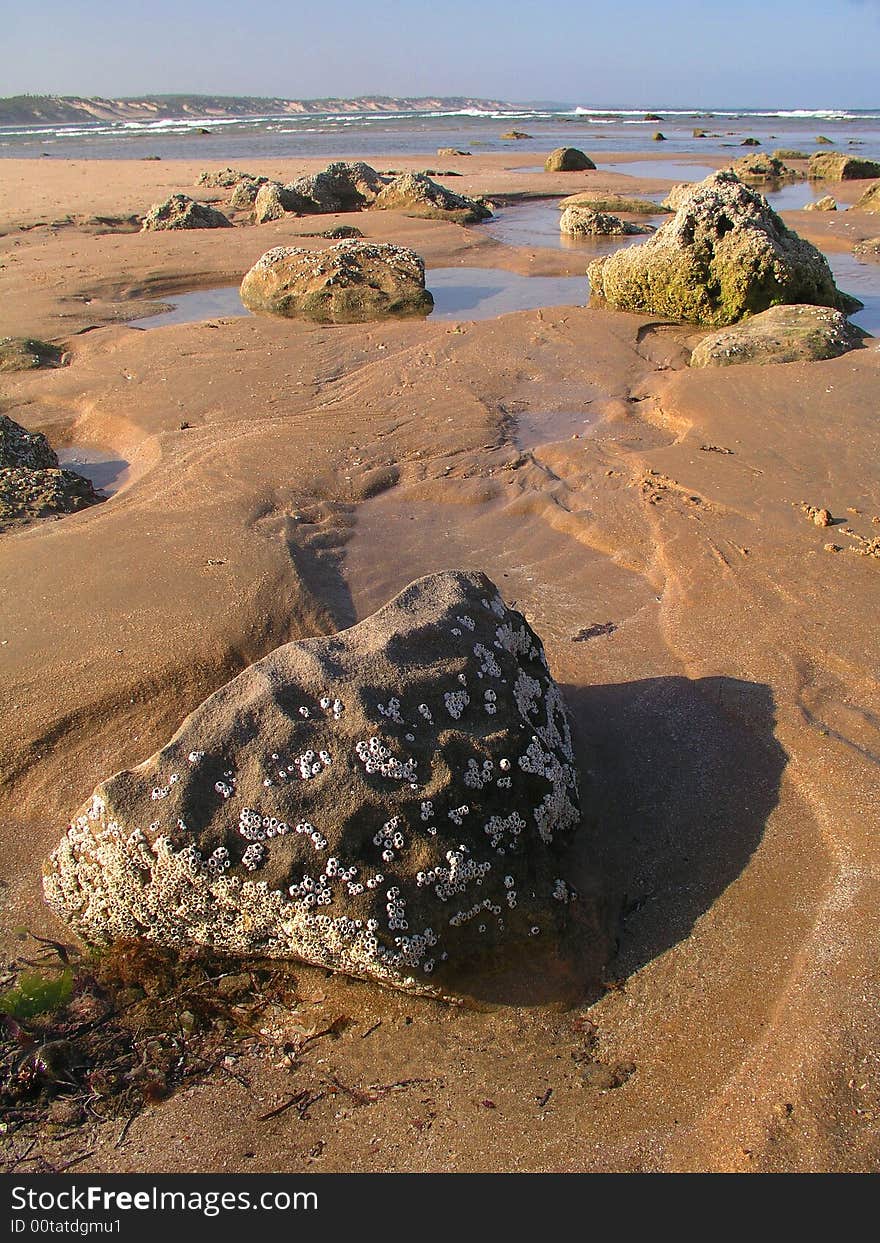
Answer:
top-left (1, 152), bottom-right (879, 1173)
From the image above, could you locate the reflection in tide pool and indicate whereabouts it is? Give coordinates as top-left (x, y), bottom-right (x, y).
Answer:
top-left (483, 198), bottom-right (664, 252)
top-left (57, 447), bottom-right (130, 494)
top-left (130, 287), bottom-right (247, 329)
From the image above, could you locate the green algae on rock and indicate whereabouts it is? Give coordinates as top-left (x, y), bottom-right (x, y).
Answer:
top-left (689, 304), bottom-right (866, 368)
top-left (240, 240), bottom-right (434, 323)
top-left (43, 570), bottom-right (587, 998)
top-left (727, 153), bottom-right (803, 183)
top-left (0, 336), bottom-right (63, 373)
top-left (588, 171), bottom-right (855, 326)
top-left (544, 147), bottom-right (596, 172)
top-left (809, 154), bottom-right (880, 181)
top-left (141, 194), bottom-right (232, 231)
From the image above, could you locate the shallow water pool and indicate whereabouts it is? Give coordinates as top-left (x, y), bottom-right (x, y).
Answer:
top-left (827, 252), bottom-right (880, 337)
top-left (57, 447), bottom-right (130, 494)
top-left (600, 160), bottom-right (718, 183)
top-left (483, 198), bottom-right (664, 253)
top-left (129, 266), bottom-right (589, 328)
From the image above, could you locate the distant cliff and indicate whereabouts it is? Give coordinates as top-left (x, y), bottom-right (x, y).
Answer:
top-left (0, 95), bottom-right (517, 126)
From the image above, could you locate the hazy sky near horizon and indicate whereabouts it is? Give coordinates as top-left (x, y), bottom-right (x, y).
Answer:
top-left (3, 0), bottom-right (878, 107)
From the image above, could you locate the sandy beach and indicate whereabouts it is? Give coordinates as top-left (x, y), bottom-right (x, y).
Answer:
top-left (1, 146), bottom-right (879, 1174)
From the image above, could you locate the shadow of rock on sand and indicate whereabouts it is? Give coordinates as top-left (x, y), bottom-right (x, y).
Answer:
top-left (458, 675), bottom-right (785, 1008)
top-left (566, 674), bottom-right (787, 982)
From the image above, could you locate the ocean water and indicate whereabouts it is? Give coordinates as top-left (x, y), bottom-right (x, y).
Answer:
top-left (2, 106), bottom-right (880, 161)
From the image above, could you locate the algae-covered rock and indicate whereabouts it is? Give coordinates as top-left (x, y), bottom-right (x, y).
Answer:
top-left (240, 241), bottom-right (434, 322)
top-left (559, 206), bottom-right (653, 237)
top-left (141, 195), bottom-right (232, 231)
top-left (501, 131), bottom-right (531, 140)
top-left (588, 171), bottom-right (855, 326)
top-left (853, 182), bottom-right (880, 212)
top-left (689, 304), bottom-right (866, 368)
top-left (728, 153), bottom-right (803, 183)
top-left (804, 196), bottom-right (838, 212)
top-left (652, 132), bottom-right (666, 142)
top-left (544, 147), bottom-right (596, 172)
top-left (0, 415), bottom-right (100, 532)
top-left (0, 337), bottom-right (63, 373)
top-left (43, 570), bottom-right (586, 997)
top-left (809, 154), bottom-right (880, 181)
top-left (773, 149), bottom-right (809, 161)
top-left (741, 137), bottom-right (761, 146)
top-left (372, 173), bottom-right (491, 222)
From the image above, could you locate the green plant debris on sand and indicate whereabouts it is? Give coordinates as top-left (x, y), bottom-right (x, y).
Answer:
top-left (0, 969), bottom-right (73, 1020)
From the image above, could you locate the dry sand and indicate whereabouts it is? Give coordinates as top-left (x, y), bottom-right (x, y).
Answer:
top-left (1, 153), bottom-right (878, 1173)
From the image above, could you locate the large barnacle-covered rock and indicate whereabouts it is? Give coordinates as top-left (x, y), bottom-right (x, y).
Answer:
top-left (44, 571), bottom-right (585, 996)
top-left (589, 170), bottom-right (857, 326)
top-left (240, 240), bottom-right (434, 322)
top-left (371, 172), bottom-right (491, 222)
top-left (141, 194), bottom-right (233, 231)
top-left (559, 207), bottom-right (653, 237)
top-left (287, 161), bottom-right (385, 213)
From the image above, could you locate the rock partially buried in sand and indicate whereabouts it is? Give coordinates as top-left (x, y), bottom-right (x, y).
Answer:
top-left (544, 147), bottom-right (596, 172)
top-left (501, 131), bottom-right (531, 140)
top-left (0, 415), bottom-right (101, 532)
top-left (804, 196), bottom-right (838, 212)
top-left (438, 147), bottom-right (471, 157)
top-left (853, 182), bottom-right (880, 212)
top-left (853, 237), bottom-right (880, 260)
top-left (809, 154), bottom-right (880, 181)
top-left (197, 167), bottom-right (257, 188)
top-left (588, 171), bottom-right (856, 326)
top-left (252, 181), bottom-right (303, 224)
top-left (0, 336), bottom-right (63, 373)
top-left (559, 206), bottom-right (653, 237)
top-left (559, 193), bottom-right (667, 215)
top-left (689, 304), bottom-right (866, 368)
top-left (239, 241), bottom-right (434, 322)
top-left (229, 176), bottom-right (269, 210)
top-left (141, 195), bottom-right (232, 231)
top-left (43, 571), bottom-right (584, 997)
top-left (372, 172), bottom-right (491, 222)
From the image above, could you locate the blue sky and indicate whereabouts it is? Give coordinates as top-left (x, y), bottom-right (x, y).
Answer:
top-left (3, 0), bottom-right (878, 106)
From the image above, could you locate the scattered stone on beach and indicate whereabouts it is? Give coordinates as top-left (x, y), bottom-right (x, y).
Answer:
top-left (853, 237), bottom-right (880, 260)
top-left (727, 153), bottom-right (803, 183)
top-left (438, 148), bottom-right (471, 157)
top-left (288, 162), bottom-right (385, 213)
top-left (0, 415), bottom-right (101, 532)
top-left (544, 148), bottom-right (596, 172)
top-left (239, 240), bottom-right (434, 322)
top-left (809, 153), bottom-right (880, 181)
top-left (141, 194), bottom-right (232, 231)
top-left (228, 176), bottom-right (268, 209)
top-left (801, 502), bottom-right (833, 527)
top-left (316, 224), bottom-right (365, 239)
top-left (853, 182), bottom-right (880, 212)
top-left (689, 305), bottom-right (865, 368)
top-left (252, 181), bottom-right (303, 224)
top-left (693, 128), bottom-right (708, 139)
top-left (197, 167), bottom-right (256, 188)
top-left (652, 132), bottom-right (666, 142)
top-left (372, 173), bottom-right (491, 222)
top-left (644, 114), bottom-right (663, 122)
top-left (43, 570), bottom-right (585, 997)
top-left (559, 193), bottom-right (666, 215)
top-left (804, 196), bottom-right (838, 212)
top-left (815, 135), bottom-right (834, 145)
top-left (0, 336), bottom-right (63, 373)
top-left (741, 137), bottom-right (761, 146)
top-left (559, 206), bottom-right (653, 237)
top-left (588, 171), bottom-right (857, 326)
top-left (501, 131), bottom-right (531, 140)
